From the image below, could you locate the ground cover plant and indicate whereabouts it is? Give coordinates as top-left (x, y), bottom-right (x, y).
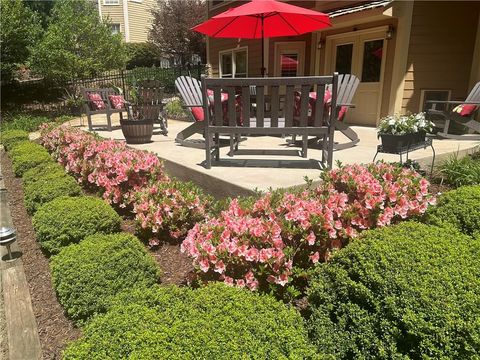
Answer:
top-left (182, 162), bottom-right (436, 298)
top-left (51, 233), bottom-right (161, 323)
top-left (0, 114), bottom-right (51, 132)
top-left (307, 221), bottom-right (480, 359)
top-left (426, 185), bottom-right (480, 236)
top-left (9, 140), bottom-right (53, 176)
top-left (439, 151), bottom-right (480, 187)
top-left (63, 283), bottom-right (316, 359)
top-left (32, 196), bottom-right (121, 255)
top-left (0, 129), bottom-right (29, 151)
top-left (24, 173), bottom-right (82, 214)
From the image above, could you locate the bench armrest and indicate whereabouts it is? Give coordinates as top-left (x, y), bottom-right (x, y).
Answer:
top-left (425, 100), bottom-right (480, 105)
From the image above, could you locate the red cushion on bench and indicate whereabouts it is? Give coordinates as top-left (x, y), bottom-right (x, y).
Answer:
top-left (452, 104), bottom-right (478, 117)
top-left (87, 93), bottom-right (106, 110)
top-left (108, 95), bottom-right (125, 109)
top-left (191, 107), bottom-right (204, 122)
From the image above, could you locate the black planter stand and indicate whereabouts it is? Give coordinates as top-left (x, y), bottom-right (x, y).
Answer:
top-left (120, 119), bottom-right (154, 144)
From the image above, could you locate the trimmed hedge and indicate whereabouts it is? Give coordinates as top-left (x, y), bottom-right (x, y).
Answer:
top-left (426, 185), bottom-right (480, 236)
top-left (24, 174), bottom-right (82, 214)
top-left (0, 130), bottom-right (29, 151)
top-left (9, 141), bottom-right (53, 176)
top-left (63, 284), bottom-right (316, 359)
top-left (307, 222), bottom-right (480, 359)
top-left (32, 196), bottom-right (121, 255)
top-left (51, 233), bottom-right (161, 323)
top-left (22, 162), bottom-right (67, 187)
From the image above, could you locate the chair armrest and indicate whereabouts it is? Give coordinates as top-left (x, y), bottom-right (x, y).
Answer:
top-left (337, 103), bottom-right (355, 108)
top-left (425, 100), bottom-right (480, 105)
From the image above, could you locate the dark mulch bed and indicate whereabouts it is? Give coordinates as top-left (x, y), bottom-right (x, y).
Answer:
top-left (0, 151), bottom-right (81, 360)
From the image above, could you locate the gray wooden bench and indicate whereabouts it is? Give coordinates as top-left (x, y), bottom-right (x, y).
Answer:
top-left (82, 87), bottom-right (125, 131)
top-left (201, 74), bottom-right (339, 169)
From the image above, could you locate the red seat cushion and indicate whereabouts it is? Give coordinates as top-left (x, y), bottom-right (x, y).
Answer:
top-left (452, 104), bottom-right (478, 117)
top-left (108, 95), bottom-right (125, 109)
top-left (191, 107), bottom-right (204, 122)
top-left (87, 93), bottom-right (106, 110)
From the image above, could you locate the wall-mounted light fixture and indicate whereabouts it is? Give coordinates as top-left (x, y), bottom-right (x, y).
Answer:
top-left (318, 38), bottom-right (325, 49)
top-left (386, 25), bottom-right (395, 40)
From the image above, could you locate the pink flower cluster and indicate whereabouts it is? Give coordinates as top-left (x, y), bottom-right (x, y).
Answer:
top-left (181, 162), bottom-right (436, 292)
top-left (133, 180), bottom-right (210, 245)
top-left (39, 125), bottom-right (167, 207)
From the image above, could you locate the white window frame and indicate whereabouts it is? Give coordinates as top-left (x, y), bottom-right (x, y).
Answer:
top-left (110, 23), bottom-right (121, 35)
top-left (219, 47), bottom-right (248, 78)
top-left (104, 0), bottom-right (120, 5)
top-left (130, 0), bottom-right (142, 3)
top-left (419, 89), bottom-right (451, 112)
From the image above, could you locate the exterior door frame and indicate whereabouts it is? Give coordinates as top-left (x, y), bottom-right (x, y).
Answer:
top-left (274, 41), bottom-right (306, 77)
top-left (324, 26), bottom-right (388, 125)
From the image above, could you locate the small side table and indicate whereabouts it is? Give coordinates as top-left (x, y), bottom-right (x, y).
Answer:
top-left (373, 137), bottom-right (436, 174)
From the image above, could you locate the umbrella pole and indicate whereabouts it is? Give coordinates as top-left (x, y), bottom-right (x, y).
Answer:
top-left (261, 15), bottom-right (265, 77)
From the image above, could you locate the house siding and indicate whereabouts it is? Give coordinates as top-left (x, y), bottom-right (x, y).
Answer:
top-left (402, 1), bottom-right (480, 113)
top-left (101, 2), bottom-right (125, 34)
top-left (128, 0), bottom-right (155, 43)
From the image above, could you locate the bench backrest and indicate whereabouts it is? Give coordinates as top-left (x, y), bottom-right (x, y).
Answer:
top-left (201, 74), bottom-right (338, 129)
top-left (82, 88), bottom-right (118, 112)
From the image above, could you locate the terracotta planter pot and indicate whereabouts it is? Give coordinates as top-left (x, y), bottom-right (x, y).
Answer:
top-left (120, 119), bottom-right (154, 144)
top-left (379, 131), bottom-right (426, 152)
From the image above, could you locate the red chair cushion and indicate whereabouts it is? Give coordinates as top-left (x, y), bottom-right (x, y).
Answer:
top-left (108, 95), bottom-right (125, 109)
top-left (87, 93), bottom-right (106, 110)
top-left (191, 107), bottom-right (204, 122)
top-left (452, 104), bottom-right (478, 116)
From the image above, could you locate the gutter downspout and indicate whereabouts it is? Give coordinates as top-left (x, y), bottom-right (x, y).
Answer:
top-left (122, 0), bottom-right (130, 42)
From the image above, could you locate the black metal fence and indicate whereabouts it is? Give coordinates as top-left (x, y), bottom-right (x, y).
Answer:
top-left (1, 64), bottom-right (206, 115)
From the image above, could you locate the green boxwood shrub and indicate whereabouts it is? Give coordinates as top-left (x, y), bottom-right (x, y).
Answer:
top-left (63, 283), bottom-right (316, 359)
top-left (9, 141), bottom-right (53, 176)
top-left (32, 196), bottom-right (121, 255)
top-left (307, 222), bottom-right (480, 359)
top-left (0, 129), bottom-right (29, 151)
top-left (24, 174), bottom-right (82, 214)
top-left (426, 185), bottom-right (480, 236)
top-left (22, 162), bottom-right (67, 187)
top-left (51, 233), bottom-right (160, 323)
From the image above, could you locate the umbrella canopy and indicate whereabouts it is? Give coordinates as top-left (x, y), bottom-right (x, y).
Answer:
top-left (193, 0), bottom-right (331, 76)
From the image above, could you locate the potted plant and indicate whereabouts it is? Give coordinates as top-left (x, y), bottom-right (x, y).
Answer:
top-left (377, 113), bottom-right (434, 152)
top-left (120, 86), bottom-right (156, 144)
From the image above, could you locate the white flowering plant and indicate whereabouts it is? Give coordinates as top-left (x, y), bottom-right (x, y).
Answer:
top-left (377, 113), bottom-right (434, 135)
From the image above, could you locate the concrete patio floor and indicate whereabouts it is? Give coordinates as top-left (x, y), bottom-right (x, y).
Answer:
top-left (73, 114), bottom-right (479, 198)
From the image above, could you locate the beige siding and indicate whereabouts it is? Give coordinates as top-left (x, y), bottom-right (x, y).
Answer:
top-left (402, 1), bottom-right (480, 113)
top-left (101, 2), bottom-right (125, 35)
top-left (209, 38), bottom-right (262, 77)
top-left (128, 0), bottom-right (155, 43)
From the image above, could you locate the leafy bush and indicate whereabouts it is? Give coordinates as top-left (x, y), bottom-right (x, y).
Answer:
top-left (0, 114), bottom-right (50, 132)
top-left (51, 233), bottom-right (160, 323)
top-left (32, 196), bottom-right (121, 255)
top-left (0, 129), bottom-right (29, 151)
top-left (24, 173), bottom-right (82, 214)
top-left (9, 141), bottom-right (53, 176)
top-left (426, 185), bottom-right (480, 236)
top-left (40, 125), bottom-right (167, 207)
top-left (126, 42), bottom-right (160, 69)
top-left (307, 222), bottom-right (480, 359)
top-left (165, 98), bottom-right (188, 119)
top-left (22, 162), bottom-right (67, 187)
top-left (134, 179), bottom-right (211, 244)
top-left (439, 153), bottom-right (480, 187)
top-left (182, 162), bottom-right (435, 298)
top-left (63, 283), bottom-right (315, 359)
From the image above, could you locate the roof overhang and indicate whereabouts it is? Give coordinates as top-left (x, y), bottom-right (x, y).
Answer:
top-left (327, 0), bottom-right (394, 18)
top-left (322, 0), bottom-right (395, 28)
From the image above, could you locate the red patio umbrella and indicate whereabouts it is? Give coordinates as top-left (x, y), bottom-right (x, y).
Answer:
top-left (193, 0), bottom-right (331, 76)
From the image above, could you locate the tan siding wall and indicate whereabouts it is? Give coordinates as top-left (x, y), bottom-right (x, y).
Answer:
top-left (101, 3), bottom-right (125, 35)
top-left (208, 38), bottom-right (262, 77)
top-left (402, 1), bottom-right (480, 113)
top-left (128, 0), bottom-right (155, 43)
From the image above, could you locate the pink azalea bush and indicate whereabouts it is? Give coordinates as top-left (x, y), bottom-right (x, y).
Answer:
top-left (181, 162), bottom-right (436, 297)
top-left (133, 180), bottom-right (211, 246)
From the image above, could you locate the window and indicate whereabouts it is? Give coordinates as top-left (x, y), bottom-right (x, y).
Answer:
top-left (110, 24), bottom-right (121, 35)
top-left (104, 0), bottom-right (119, 4)
top-left (420, 90), bottom-right (451, 112)
top-left (279, 53), bottom-right (299, 77)
top-left (219, 48), bottom-right (247, 78)
top-left (361, 39), bottom-right (384, 83)
top-left (335, 43), bottom-right (353, 74)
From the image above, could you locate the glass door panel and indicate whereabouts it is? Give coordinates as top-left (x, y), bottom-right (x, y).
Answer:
top-left (361, 39), bottom-right (384, 83)
top-left (335, 43), bottom-right (353, 74)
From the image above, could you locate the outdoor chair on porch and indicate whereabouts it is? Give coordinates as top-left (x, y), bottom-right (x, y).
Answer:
top-left (289, 74), bottom-right (360, 150)
top-left (426, 81), bottom-right (480, 140)
top-left (202, 74), bottom-right (339, 169)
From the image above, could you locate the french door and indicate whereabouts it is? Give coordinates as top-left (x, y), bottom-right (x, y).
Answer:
top-left (325, 28), bottom-right (387, 125)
